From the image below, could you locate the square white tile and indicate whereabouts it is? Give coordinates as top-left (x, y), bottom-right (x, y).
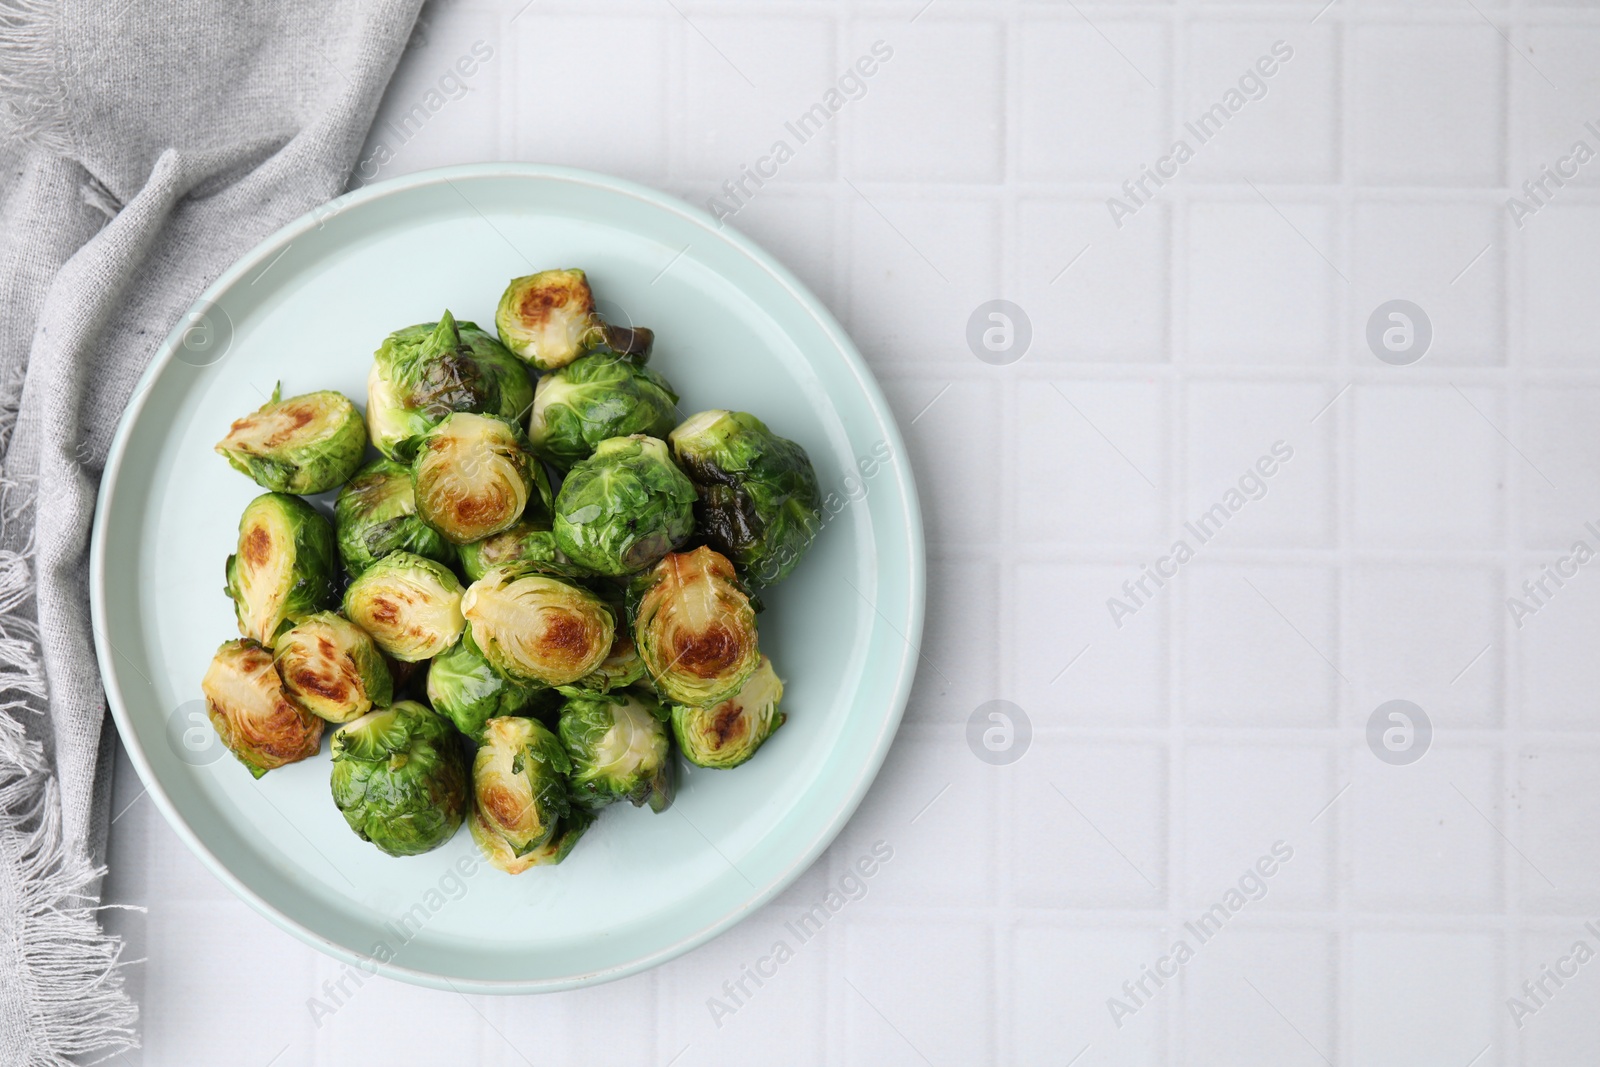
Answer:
top-left (677, 15), bottom-right (836, 183)
top-left (842, 921), bottom-right (993, 1065)
top-left (1181, 745), bottom-right (1334, 909)
top-left (1515, 26), bottom-right (1600, 190)
top-left (846, 197), bottom-right (1000, 367)
top-left (1349, 930), bottom-right (1500, 1067)
top-left (1348, 745), bottom-right (1504, 912)
top-left (1514, 927), bottom-right (1600, 1065)
top-left (1518, 386), bottom-right (1600, 551)
top-left (1349, 24), bottom-right (1506, 186)
top-left (1015, 562), bottom-right (1170, 729)
top-left (1513, 746), bottom-right (1600, 913)
top-left (1183, 199), bottom-right (1339, 363)
top-left (1351, 384), bottom-right (1505, 550)
top-left (1009, 924), bottom-right (1169, 1067)
top-left (1018, 378), bottom-right (1168, 545)
top-left (1017, 18), bottom-right (1170, 182)
top-left (843, 21), bottom-right (1004, 183)
top-left (1515, 560), bottom-right (1600, 730)
top-left (509, 15), bottom-right (668, 179)
top-left (1349, 200), bottom-right (1505, 366)
top-left (1521, 206), bottom-right (1600, 366)
top-left (1012, 739), bottom-right (1168, 909)
top-left (1017, 199), bottom-right (1171, 362)
top-left (1179, 929), bottom-right (1336, 1067)
top-left (1348, 564), bottom-right (1503, 727)
top-left (1182, 380), bottom-right (1333, 548)
top-left (1180, 565), bottom-right (1340, 729)
top-left (877, 376), bottom-right (1001, 547)
top-left (1180, 22), bottom-right (1339, 184)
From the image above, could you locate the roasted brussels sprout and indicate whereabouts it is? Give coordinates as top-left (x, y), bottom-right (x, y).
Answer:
top-left (558, 690), bottom-right (673, 812)
top-left (425, 631), bottom-right (547, 738)
top-left (224, 493), bottom-right (339, 648)
top-left (631, 546), bottom-right (759, 706)
top-left (201, 639), bottom-right (325, 778)
top-left (527, 353), bottom-right (679, 468)
top-left (334, 458), bottom-right (456, 576)
top-left (494, 268), bottom-right (651, 371)
top-left (411, 412), bottom-right (546, 544)
top-left (669, 409), bottom-right (822, 588)
top-left (460, 566), bottom-right (614, 686)
top-left (553, 436), bottom-right (696, 577)
top-left (457, 517), bottom-right (563, 583)
top-left (562, 631), bottom-right (646, 694)
top-left (330, 701), bottom-right (469, 856)
top-left (469, 804), bottom-right (593, 874)
top-left (215, 386), bottom-right (367, 494)
top-left (469, 716), bottom-right (572, 869)
top-left (671, 655), bottom-right (785, 769)
top-left (272, 612), bottom-right (392, 723)
top-left (367, 311), bottom-right (535, 462)
top-left (342, 551), bottom-right (465, 662)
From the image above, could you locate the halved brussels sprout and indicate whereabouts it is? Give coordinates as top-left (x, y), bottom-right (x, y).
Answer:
top-left (224, 493), bottom-right (339, 648)
top-left (330, 701), bottom-right (469, 856)
top-left (460, 566), bottom-right (614, 686)
top-left (457, 517), bottom-right (563, 583)
top-left (272, 612), bottom-right (392, 724)
top-left (669, 409), bottom-right (823, 588)
top-left (215, 386), bottom-right (367, 494)
top-left (558, 690), bottom-right (673, 812)
top-left (334, 458), bottom-right (456, 576)
top-left (553, 436), bottom-right (696, 577)
top-left (342, 551), bottom-right (465, 662)
top-left (201, 639), bottom-right (324, 778)
top-left (494, 268), bottom-right (652, 371)
top-left (561, 631), bottom-right (646, 695)
top-left (366, 311), bottom-right (535, 461)
top-left (631, 546), bottom-right (759, 706)
top-left (411, 412), bottom-right (547, 544)
top-left (426, 631), bottom-right (547, 738)
top-left (469, 805), bottom-right (593, 874)
top-left (671, 655), bottom-right (784, 769)
top-left (469, 716), bottom-right (571, 867)
top-left (527, 353), bottom-right (679, 468)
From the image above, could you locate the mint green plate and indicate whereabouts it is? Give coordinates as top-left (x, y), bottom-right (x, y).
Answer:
top-left (90, 164), bottom-right (923, 992)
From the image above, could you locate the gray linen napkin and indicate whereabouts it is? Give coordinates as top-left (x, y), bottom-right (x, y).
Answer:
top-left (0, 1), bottom-right (423, 1061)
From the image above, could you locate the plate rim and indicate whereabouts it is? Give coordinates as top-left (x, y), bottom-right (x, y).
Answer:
top-left (89, 162), bottom-right (925, 993)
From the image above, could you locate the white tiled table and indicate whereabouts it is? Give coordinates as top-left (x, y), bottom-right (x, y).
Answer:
top-left (104, 1), bottom-right (1600, 1063)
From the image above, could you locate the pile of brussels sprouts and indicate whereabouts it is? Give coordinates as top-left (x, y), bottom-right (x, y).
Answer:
top-left (199, 268), bottom-right (821, 869)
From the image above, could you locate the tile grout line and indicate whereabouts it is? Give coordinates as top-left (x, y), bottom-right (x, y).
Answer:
top-left (1500, 11), bottom-right (1527, 1062)
top-left (1166, 4), bottom-right (1188, 1063)
top-left (1332, 1), bottom-right (1356, 1058)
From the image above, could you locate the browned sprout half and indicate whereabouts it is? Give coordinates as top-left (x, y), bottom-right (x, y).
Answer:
top-left (494, 268), bottom-right (652, 371)
top-left (214, 386), bottom-right (367, 494)
top-left (630, 546), bottom-right (760, 706)
top-left (201, 639), bottom-right (324, 778)
top-left (461, 566), bottom-right (614, 686)
top-left (342, 551), bottom-right (465, 662)
top-left (411, 412), bottom-right (543, 544)
top-left (272, 612), bottom-right (393, 723)
top-left (224, 493), bottom-right (339, 649)
top-left (671, 655), bottom-right (784, 769)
